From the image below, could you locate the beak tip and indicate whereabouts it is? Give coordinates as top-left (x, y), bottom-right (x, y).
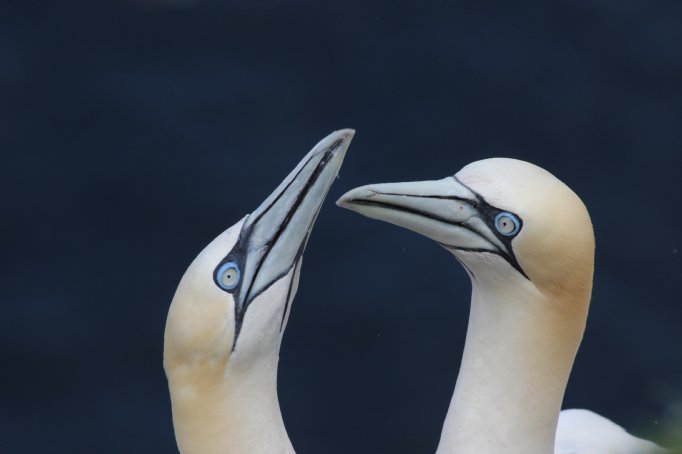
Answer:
top-left (337, 128), bottom-right (355, 139)
top-left (334, 129), bottom-right (355, 152)
top-left (331, 128), bottom-right (355, 147)
top-left (336, 185), bottom-right (375, 209)
top-left (315, 128), bottom-right (355, 161)
top-left (335, 196), bottom-right (349, 208)
top-left (336, 190), bottom-right (352, 208)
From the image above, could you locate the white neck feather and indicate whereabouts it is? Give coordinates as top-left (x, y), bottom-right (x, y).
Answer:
top-left (168, 355), bottom-right (294, 454)
top-left (437, 261), bottom-right (586, 454)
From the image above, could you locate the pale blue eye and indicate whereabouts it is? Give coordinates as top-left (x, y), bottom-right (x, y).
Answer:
top-left (216, 262), bottom-right (241, 290)
top-left (494, 212), bottom-right (520, 236)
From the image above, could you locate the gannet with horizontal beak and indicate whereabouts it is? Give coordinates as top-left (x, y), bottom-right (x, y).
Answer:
top-left (164, 129), bottom-right (354, 454)
top-left (338, 158), bottom-right (665, 454)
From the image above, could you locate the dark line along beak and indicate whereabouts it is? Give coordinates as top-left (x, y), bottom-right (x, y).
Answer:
top-left (223, 129), bottom-right (354, 341)
top-left (336, 175), bottom-right (527, 277)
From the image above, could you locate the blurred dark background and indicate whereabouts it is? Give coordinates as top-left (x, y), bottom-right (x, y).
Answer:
top-left (2, 1), bottom-right (681, 452)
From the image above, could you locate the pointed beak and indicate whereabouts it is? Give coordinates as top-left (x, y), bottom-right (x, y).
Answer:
top-left (336, 176), bottom-right (525, 276)
top-left (235, 129), bottom-right (354, 309)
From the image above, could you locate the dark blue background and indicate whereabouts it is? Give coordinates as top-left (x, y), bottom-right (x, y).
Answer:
top-left (2, 1), bottom-right (681, 452)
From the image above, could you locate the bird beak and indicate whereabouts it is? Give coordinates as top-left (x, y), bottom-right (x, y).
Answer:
top-left (336, 176), bottom-right (525, 275)
top-left (234, 129), bottom-right (354, 310)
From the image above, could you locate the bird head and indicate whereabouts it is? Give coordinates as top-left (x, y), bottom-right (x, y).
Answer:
top-left (164, 130), bottom-right (354, 378)
top-left (337, 158), bottom-right (594, 307)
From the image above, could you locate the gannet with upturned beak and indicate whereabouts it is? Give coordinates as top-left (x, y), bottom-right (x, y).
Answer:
top-left (164, 129), bottom-right (354, 454)
top-left (338, 158), bottom-right (666, 454)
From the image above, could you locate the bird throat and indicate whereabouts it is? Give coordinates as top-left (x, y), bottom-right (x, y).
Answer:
top-left (437, 274), bottom-right (585, 454)
top-left (168, 357), bottom-right (295, 454)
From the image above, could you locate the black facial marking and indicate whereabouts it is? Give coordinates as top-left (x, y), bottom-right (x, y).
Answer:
top-left (279, 260), bottom-right (299, 332)
top-left (453, 253), bottom-right (477, 283)
top-left (212, 143), bottom-right (340, 350)
top-left (240, 147), bottom-right (334, 305)
top-left (449, 176), bottom-right (528, 279)
top-left (347, 176), bottom-right (529, 279)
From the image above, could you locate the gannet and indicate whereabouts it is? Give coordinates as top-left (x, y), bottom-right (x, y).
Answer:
top-left (164, 129), bottom-right (354, 454)
top-left (337, 158), bottom-right (666, 454)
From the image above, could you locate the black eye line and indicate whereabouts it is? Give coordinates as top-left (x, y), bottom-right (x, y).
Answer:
top-left (212, 145), bottom-right (340, 350)
top-left (441, 244), bottom-right (529, 280)
top-left (451, 176), bottom-right (528, 279)
top-left (211, 144), bottom-right (325, 294)
top-left (452, 176), bottom-right (523, 239)
top-left (349, 193), bottom-right (528, 280)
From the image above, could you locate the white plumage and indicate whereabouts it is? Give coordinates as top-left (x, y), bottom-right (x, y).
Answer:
top-left (338, 157), bottom-right (666, 454)
top-left (164, 130), bottom-right (353, 454)
top-left (556, 409), bottom-right (666, 454)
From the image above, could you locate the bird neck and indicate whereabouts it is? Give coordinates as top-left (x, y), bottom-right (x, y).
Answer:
top-left (437, 273), bottom-right (586, 454)
top-left (167, 354), bottom-right (294, 454)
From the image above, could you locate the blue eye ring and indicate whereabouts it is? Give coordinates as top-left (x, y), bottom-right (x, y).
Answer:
top-left (494, 212), bottom-right (521, 237)
top-left (216, 262), bottom-right (241, 291)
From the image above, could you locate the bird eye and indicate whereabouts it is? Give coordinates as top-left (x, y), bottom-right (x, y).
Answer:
top-left (216, 262), bottom-right (241, 290)
top-left (494, 212), bottom-right (520, 237)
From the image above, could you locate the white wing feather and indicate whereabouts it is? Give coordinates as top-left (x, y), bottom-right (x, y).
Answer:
top-left (555, 409), bottom-right (667, 454)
